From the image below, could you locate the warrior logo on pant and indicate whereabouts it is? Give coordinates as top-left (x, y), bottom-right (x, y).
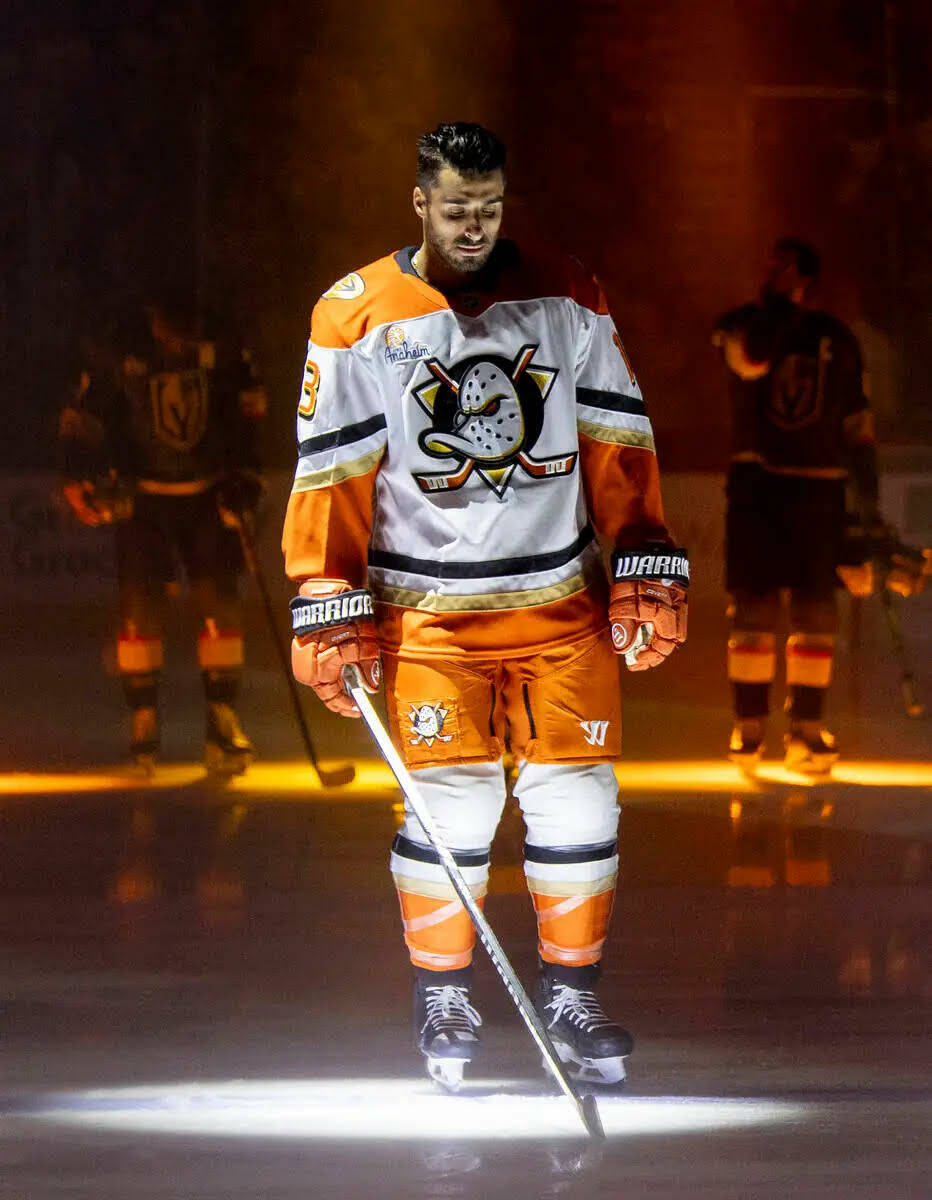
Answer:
top-left (411, 344), bottom-right (576, 497)
top-left (580, 720), bottom-right (610, 747)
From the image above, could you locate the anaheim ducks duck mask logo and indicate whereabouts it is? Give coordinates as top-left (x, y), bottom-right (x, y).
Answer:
top-left (412, 344), bottom-right (576, 497)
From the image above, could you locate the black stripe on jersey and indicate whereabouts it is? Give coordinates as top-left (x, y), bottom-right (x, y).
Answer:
top-left (524, 840), bottom-right (618, 865)
top-left (370, 526), bottom-right (595, 580)
top-left (298, 414), bottom-right (387, 457)
top-left (576, 387), bottom-right (646, 416)
top-left (392, 833), bottom-right (490, 867)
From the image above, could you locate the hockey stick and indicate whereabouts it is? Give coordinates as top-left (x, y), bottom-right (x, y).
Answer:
top-left (341, 664), bottom-right (605, 1141)
top-left (230, 511), bottom-right (355, 787)
top-left (878, 589), bottom-right (925, 718)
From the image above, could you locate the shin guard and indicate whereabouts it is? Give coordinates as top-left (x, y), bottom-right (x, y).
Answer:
top-left (524, 841), bottom-right (618, 968)
top-left (390, 833), bottom-right (489, 972)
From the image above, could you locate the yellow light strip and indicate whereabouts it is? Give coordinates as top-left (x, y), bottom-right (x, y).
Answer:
top-left (1, 760), bottom-right (929, 798)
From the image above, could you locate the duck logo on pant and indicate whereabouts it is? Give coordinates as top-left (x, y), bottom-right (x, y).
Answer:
top-left (411, 344), bottom-right (576, 498)
top-left (408, 702), bottom-right (454, 747)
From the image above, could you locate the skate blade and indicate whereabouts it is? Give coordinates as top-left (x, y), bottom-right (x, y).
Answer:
top-left (204, 744), bottom-right (255, 777)
top-left (728, 750), bottom-right (763, 776)
top-left (548, 1042), bottom-right (627, 1087)
top-left (426, 1056), bottom-right (468, 1093)
top-left (783, 753), bottom-right (838, 777)
top-left (130, 753), bottom-right (157, 779)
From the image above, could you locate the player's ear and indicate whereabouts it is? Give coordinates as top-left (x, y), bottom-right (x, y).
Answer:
top-left (413, 186), bottom-right (427, 220)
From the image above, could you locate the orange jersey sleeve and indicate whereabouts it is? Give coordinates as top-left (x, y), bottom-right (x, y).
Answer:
top-left (573, 277), bottom-right (673, 551)
top-left (281, 282), bottom-right (391, 585)
top-left (578, 437), bottom-right (670, 550)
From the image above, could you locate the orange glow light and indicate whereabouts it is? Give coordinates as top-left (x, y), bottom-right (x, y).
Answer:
top-left (0, 759), bottom-right (929, 800)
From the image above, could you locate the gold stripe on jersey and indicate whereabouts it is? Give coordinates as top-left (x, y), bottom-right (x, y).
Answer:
top-left (577, 419), bottom-right (656, 451)
top-left (292, 447), bottom-right (385, 493)
top-left (730, 452), bottom-right (848, 479)
top-left (375, 570), bottom-right (594, 614)
top-left (137, 476), bottom-right (218, 495)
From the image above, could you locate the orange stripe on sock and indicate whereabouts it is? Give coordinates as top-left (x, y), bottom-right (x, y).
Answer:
top-left (530, 888), bottom-right (616, 968)
top-left (395, 888), bottom-right (481, 969)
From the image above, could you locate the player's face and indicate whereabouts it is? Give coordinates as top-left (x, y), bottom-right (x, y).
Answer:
top-left (762, 251), bottom-right (805, 302)
top-left (414, 166), bottom-right (505, 276)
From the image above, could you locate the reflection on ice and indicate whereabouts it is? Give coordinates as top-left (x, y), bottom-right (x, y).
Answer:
top-left (34, 1078), bottom-right (807, 1141)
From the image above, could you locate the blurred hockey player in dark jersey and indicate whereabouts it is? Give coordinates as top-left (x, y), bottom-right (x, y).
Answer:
top-left (59, 300), bottom-right (267, 774)
top-left (714, 239), bottom-right (879, 774)
top-left (283, 123), bottom-right (688, 1089)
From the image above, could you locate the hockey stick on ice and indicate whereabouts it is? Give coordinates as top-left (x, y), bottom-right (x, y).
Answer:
top-left (230, 511), bottom-right (355, 787)
top-left (879, 589), bottom-right (925, 718)
top-left (341, 664), bottom-right (605, 1141)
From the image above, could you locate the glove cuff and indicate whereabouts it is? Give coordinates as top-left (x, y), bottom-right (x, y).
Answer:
top-left (290, 589), bottom-right (375, 636)
top-left (611, 545), bottom-right (690, 589)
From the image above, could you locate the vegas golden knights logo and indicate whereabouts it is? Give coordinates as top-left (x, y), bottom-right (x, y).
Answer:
top-left (150, 370), bottom-right (209, 450)
top-left (412, 344), bottom-right (576, 498)
top-left (768, 338), bottom-right (831, 431)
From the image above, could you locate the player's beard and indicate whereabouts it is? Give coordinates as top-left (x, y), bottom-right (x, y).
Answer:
top-left (427, 225), bottom-right (495, 276)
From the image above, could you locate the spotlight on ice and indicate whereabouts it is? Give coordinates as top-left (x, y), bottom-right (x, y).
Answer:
top-left (32, 1079), bottom-right (807, 1141)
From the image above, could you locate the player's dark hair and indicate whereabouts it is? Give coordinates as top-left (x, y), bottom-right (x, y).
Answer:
top-left (416, 122), bottom-right (506, 191)
top-left (774, 238), bottom-right (821, 281)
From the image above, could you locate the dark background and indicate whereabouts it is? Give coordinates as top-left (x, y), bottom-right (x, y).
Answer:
top-left (3, 0), bottom-right (931, 471)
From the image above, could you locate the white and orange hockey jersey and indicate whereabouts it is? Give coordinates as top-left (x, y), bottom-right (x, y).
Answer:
top-left (282, 240), bottom-right (672, 659)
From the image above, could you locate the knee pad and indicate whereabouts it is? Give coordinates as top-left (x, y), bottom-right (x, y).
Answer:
top-left (397, 761), bottom-right (506, 852)
top-left (514, 761), bottom-right (620, 848)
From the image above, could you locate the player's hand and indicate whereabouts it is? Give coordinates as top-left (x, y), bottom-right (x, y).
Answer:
top-left (609, 579), bottom-right (688, 671)
top-left (290, 580), bottom-right (381, 717)
top-left (836, 562), bottom-right (875, 596)
top-left (216, 471), bottom-right (265, 530)
top-left (62, 480), bottom-right (104, 526)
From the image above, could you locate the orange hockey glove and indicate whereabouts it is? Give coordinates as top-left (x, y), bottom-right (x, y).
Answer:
top-left (290, 580), bottom-right (381, 717)
top-left (609, 546), bottom-right (689, 671)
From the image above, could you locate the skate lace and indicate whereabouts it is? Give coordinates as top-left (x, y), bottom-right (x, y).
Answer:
top-left (423, 985), bottom-right (482, 1035)
top-left (544, 984), bottom-right (614, 1033)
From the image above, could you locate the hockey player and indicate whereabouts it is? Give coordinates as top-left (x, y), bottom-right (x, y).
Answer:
top-left (283, 123), bottom-right (688, 1088)
top-left (714, 239), bottom-right (879, 773)
top-left (60, 301), bottom-right (266, 774)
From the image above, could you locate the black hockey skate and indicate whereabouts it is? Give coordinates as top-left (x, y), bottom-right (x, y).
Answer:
top-left (414, 972), bottom-right (482, 1092)
top-left (784, 722), bottom-right (838, 776)
top-left (728, 719), bottom-right (765, 772)
top-left (534, 966), bottom-right (633, 1088)
top-left (130, 706), bottom-right (159, 776)
top-left (205, 702), bottom-right (255, 776)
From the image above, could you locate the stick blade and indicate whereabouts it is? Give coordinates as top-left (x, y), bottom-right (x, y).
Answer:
top-left (316, 764), bottom-right (356, 788)
top-left (581, 1093), bottom-right (605, 1140)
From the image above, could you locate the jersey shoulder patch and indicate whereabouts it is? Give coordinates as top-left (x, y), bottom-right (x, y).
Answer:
top-left (312, 252), bottom-right (444, 350)
top-left (322, 272), bottom-right (366, 301)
